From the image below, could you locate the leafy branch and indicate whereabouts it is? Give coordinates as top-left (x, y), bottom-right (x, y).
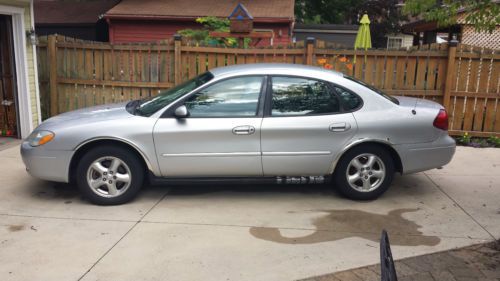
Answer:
top-left (178, 16), bottom-right (250, 47)
top-left (403, 0), bottom-right (500, 33)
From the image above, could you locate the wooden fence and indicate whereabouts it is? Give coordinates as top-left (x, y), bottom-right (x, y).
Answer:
top-left (36, 35), bottom-right (500, 137)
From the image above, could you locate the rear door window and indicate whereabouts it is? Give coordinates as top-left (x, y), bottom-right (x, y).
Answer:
top-left (270, 76), bottom-right (341, 116)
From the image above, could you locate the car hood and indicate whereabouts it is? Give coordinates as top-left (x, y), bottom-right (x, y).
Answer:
top-left (39, 102), bottom-right (132, 129)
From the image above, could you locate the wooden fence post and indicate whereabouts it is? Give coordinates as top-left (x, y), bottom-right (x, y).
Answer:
top-left (174, 34), bottom-right (182, 85)
top-left (443, 38), bottom-right (458, 111)
top-left (48, 35), bottom-right (58, 116)
top-left (306, 37), bottom-right (315, 65)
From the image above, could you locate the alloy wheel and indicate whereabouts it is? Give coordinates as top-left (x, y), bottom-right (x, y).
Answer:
top-left (345, 153), bottom-right (386, 192)
top-left (86, 156), bottom-right (132, 198)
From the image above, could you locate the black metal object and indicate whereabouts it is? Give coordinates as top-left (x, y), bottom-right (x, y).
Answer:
top-left (380, 230), bottom-right (398, 281)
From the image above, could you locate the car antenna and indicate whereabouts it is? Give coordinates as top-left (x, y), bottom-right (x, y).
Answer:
top-left (412, 98), bottom-right (418, 115)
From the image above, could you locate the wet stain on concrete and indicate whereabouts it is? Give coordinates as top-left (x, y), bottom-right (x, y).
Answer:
top-left (8, 225), bottom-right (24, 232)
top-left (34, 183), bottom-right (80, 201)
top-left (250, 208), bottom-right (440, 246)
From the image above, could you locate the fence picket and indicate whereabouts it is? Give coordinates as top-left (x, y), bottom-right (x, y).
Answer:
top-left (37, 35), bottom-right (500, 136)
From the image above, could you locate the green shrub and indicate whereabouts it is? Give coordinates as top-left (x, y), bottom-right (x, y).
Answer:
top-left (178, 16), bottom-right (250, 47)
top-left (457, 132), bottom-right (471, 145)
top-left (487, 136), bottom-right (500, 147)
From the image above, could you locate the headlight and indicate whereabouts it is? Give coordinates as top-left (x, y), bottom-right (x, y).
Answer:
top-left (27, 130), bottom-right (55, 147)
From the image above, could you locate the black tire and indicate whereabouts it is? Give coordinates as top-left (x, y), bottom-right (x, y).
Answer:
top-left (76, 145), bottom-right (144, 205)
top-left (333, 144), bottom-right (394, 200)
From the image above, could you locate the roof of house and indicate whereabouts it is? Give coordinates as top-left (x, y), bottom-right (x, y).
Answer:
top-left (34, 0), bottom-right (120, 25)
top-left (104, 0), bottom-right (294, 22)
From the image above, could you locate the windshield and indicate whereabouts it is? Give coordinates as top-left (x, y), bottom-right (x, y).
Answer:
top-left (344, 75), bottom-right (399, 105)
top-left (133, 72), bottom-right (214, 116)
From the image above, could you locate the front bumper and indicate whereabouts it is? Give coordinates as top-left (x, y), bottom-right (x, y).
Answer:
top-left (395, 134), bottom-right (456, 174)
top-left (20, 142), bottom-right (73, 182)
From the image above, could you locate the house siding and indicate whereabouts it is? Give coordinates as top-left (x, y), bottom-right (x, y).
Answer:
top-left (0, 0), bottom-right (40, 129)
top-left (109, 20), bottom-right (199, 43)
top-left (109, 19), bottom-right (291, 46)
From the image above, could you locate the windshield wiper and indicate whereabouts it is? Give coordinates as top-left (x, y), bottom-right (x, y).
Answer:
top-left (126, 99), bottom-right (143, 115)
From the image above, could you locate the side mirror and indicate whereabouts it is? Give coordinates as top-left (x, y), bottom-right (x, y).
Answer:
top-left (174, 105), bottom-right (190, 118)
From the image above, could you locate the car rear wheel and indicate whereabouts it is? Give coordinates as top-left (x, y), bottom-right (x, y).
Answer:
top-left (76, 145), bottom-right (144, 205)
top-left (334, 144), bottom-right (394, 200)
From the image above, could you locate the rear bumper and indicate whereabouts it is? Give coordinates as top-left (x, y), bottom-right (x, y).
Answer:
top-left (20, 142), bottom-right (73, 182)
top-left (395, 134), bottom-right (456, 174)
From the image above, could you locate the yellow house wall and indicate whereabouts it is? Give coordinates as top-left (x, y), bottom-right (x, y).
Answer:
top-left (0, 0), bottom-right (40, 129)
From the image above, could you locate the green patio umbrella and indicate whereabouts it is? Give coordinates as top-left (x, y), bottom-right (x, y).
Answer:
top-left (354, 14), bottom-right (372, 63)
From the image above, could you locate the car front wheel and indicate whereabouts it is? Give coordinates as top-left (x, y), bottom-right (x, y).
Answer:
top-left (76, 145), bottom-right (144, 205)
top-left (334, 144), bottom-right (394, 200)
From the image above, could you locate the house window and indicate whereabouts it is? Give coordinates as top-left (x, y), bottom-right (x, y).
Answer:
top-left (387, 37), bottom-right (403, 49)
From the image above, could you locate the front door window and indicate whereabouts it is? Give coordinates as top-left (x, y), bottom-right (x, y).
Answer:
top-left (185, 76), bottom-right (264, 117)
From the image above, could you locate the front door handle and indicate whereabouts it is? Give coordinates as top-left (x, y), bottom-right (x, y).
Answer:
top-left (329, 122), bottom-right (351, 132)
top-left (232, 125), bottom-right (255, 135)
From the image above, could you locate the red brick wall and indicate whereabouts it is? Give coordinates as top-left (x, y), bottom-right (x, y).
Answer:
top-left (108, 19), bottom-right (291, 46)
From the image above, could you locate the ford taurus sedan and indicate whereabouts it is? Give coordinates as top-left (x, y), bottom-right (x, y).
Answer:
top-left (21, 64), bottom-right (455, 205)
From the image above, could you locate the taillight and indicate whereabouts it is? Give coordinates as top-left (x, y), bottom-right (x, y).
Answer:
top-left (433, 109), bottom-right (449, 130)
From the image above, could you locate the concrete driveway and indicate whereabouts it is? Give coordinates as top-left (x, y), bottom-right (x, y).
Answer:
top-left (0, 145), bottom-right (498, 281)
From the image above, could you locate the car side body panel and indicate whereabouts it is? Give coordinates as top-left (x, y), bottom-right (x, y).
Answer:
top-left (153, 117), bottom-right (263, 176)
top-left (261, 113), bottom-right (357, 175)
top-left (394, 131), bottom-right (456, 174)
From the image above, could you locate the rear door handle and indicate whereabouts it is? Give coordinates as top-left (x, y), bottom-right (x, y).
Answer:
top-left (329, 122), bottom-right (351, 132)
top-left (232, 125), bottom-right (255, 135)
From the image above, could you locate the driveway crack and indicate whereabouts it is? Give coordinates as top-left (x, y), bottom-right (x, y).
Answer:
top-left (77, 188), bottom-right (170, 281)
top-left (424, 172), bottom-right (496, 241)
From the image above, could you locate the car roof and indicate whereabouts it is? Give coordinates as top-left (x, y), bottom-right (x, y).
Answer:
top-left (209, 63), bottom-right (343, 78)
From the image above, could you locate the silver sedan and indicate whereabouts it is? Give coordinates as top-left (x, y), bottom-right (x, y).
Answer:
top-left (21, 64), bottom-right (455, 205)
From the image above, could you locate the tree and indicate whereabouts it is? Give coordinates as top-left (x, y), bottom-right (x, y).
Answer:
top-left (356, 1), bottom-right (408, 48)
top-left (295, 0), bottom-right (408, 48)
top-left (403, 0), bottom-right (500, 33)
top-left (178, 17), bottom-right (236, 46)
top-left (295, 0), bottom-right (362, 24)
top-left (178, 16), bottom-right (251, 47)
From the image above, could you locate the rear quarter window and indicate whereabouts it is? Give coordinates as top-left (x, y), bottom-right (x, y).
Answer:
top-left (333, 86), bottom-right (363, 111)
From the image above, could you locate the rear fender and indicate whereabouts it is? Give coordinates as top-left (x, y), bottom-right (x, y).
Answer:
top-left (329, 138), bottom-right (403, 174)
